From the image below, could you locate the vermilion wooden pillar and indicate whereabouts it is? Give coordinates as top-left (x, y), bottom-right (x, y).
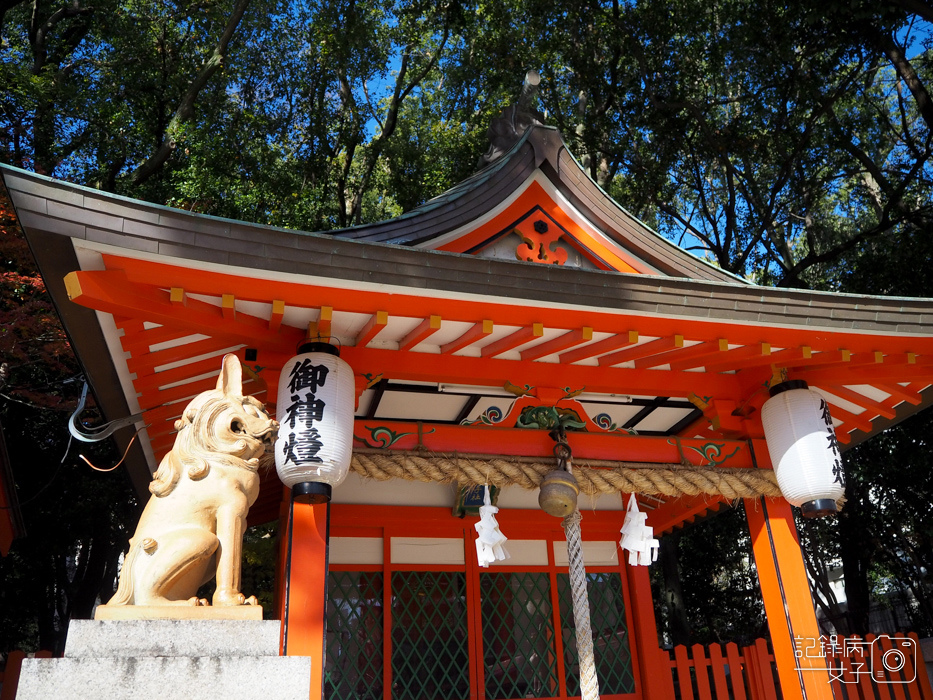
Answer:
top-left (626, 561), bottom-right (676, 700)
top-left (278, 496), bottom-right (330, 700)
top-left (745, 496), bottom-right (833, 700)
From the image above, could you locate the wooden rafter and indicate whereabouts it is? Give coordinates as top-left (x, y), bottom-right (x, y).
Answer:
top-left (634, 338), bottom-right (728, 370)
top-left (61, 256), bottom-right (933, 463)
top-left (118, 324), bottom-right (195, 355)
top-left (768, 346), bottom-right (812, 368)
top-left (520, 327), bottom-right (593, 361)
top-left (481, 324), bottom-right (543, 358)
top-left (316, 306), bottom-right (333, 339)
top-left (269, 300), bottom-right (285, 332)
top-left (559, 330), bottom-right (638, 363)
top-left (355, 311), bottom-right (388, 347)
top-left (598, 335), bottom-right (684, 367)
top-left (700, 343), bottom-right (772, 373)
top-left (798, 363), bottom-right (933, 385)
top-left (822, 402), bottom-right (873, 433)
top-left (65, 270), bottom-right (303, 351)
top-left (825, 385), bottom-right (897, 420)
top-left (782, 349), bottom-right (850, 370)
top-left (647, 495), bottom-right (727, 535)
top-left (99, 254), bottom-right (931, 357)
top-left (398, 315), bottom-right (442, 350)
top-left (127, 337), bottom-right (241, 377)
top-left (875, 383), bottom-right (924, 405)
top-left (134, 352), bottom-right (235, 394)
top-left (440, 320), bottom-right (494, 355)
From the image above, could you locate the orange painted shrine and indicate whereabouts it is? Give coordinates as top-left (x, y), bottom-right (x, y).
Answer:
top-left (3, 116), bottom-right (933, 700)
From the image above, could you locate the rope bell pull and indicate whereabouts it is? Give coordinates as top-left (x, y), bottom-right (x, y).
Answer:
top-left (539, 425), bottom-right (580, 518)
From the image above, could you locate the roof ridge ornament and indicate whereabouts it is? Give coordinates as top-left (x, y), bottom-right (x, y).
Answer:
top-left (478, 70), bottom-right (545, 169)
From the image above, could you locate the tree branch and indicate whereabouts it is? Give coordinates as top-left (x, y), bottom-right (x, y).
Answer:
top-left (877, 31), bottom-right (933, 133)
top-left (129, 0), bottom-right (251, 186)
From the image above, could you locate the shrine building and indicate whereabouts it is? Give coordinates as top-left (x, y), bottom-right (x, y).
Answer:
top-left (3, 102), bottom-right (933, 700)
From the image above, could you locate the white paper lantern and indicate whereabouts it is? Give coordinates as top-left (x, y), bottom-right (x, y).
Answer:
top-left (761, 380), bottom-right (846, 517)
top-left (275, 342), bottom-right (355, 503)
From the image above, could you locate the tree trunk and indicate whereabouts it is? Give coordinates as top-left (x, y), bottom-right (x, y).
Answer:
top-left (839, 481), bottom-right (871, 635)
top-left (659, 532), bottom-right (691, 646)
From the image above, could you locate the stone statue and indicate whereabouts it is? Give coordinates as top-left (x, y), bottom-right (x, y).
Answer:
top-left (105, 354), bottom-right (278, 609)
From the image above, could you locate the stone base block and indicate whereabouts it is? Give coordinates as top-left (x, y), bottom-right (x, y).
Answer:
top-left (15, 656), bottom-right (312, 700)
top-left (65, 619), bottom-right (282, 658)
top-left (14, 619), bottom-right (311, 700)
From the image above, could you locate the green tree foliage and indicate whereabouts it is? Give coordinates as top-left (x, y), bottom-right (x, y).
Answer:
top-left (795, 220), bottom-right (933, 637)
top-left (652, 504), bottom-right (766, 647)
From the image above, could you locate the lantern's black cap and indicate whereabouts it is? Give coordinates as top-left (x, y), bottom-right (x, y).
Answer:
top-left (297, 340), bottom-right (340, 356)
top-left (292, 481), bottom-right (332, 505)
top-left (801, 499), bottom-right (838, 518)
top-left (768, 379), bottom-right (809, 397)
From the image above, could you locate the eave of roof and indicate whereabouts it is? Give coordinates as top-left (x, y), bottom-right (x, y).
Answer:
top-left (4, 163), bottom-right (932, 337)
top-left (4, 163), bottom-right (933, 517)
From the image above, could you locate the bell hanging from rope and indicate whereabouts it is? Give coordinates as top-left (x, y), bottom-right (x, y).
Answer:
top-left (539, 437), bottom-right (579, 517)
top-left (539, 470), bottom-right (579, 517)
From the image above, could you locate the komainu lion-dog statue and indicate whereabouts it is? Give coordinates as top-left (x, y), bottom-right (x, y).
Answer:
top-left (107, 354), bottom-right (278, 608)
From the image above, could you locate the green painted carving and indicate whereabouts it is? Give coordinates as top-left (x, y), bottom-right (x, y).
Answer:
top-left (461, 405), bottom-right (506, 426)
top-left (516, 405), bottom-right (587, 431)
top-left (592, 413), bottom-right (638, 435)
top-left (671, 439), bottom-right (741, 466)
top-left (355, 425), bottom-right (435, 448)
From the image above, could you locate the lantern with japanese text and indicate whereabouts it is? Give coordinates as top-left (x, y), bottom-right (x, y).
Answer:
top-left (761, 380), bottom-right (846, 518)
top-left (274, 341), bottom-right (355, 504)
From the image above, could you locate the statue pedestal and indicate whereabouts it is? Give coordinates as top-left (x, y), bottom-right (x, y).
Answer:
top-left (14, 619), bottom-right (312, 700)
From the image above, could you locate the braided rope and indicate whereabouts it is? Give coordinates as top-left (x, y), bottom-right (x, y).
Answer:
top-left (563, 509), bottom-right (601, 700)
top-left (350, 450), bottom-right (781, 498)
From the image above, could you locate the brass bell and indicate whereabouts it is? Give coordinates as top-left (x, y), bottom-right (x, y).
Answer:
top-left (538, 470), bottom-right (579, 518)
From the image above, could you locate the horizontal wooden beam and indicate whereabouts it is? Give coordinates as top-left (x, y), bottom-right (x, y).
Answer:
top-left (336, 345), bottom-right (744, 400)
top-left (349, 419), bottom-right (761, 465)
